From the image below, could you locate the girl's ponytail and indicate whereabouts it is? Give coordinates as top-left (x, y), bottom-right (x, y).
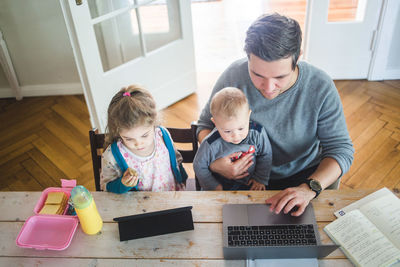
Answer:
top-left (104, 85), bottom-right (158, 148)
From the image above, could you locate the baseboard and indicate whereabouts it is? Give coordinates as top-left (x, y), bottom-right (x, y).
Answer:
top-left (382, 69), bottom-right (400, 80)
top-left (0, 83), bottom-right (83, 99)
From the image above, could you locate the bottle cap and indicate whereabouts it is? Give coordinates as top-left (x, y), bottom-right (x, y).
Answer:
top-left (70, 185), bottom-right (92, 210)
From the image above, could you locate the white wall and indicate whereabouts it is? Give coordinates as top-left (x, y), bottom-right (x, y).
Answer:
top-left (369, 0), bottom-right (400, 80)
top-left (0, 0), bottom-right (82, 98)
top-left (386, 6), bottom-right (400, 70)
top-left (0, 67), bottom-right (8, 88)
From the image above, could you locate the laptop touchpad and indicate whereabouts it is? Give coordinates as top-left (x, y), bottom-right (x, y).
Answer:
top-left (247, 204), bottom-right (315, 225)
top-left (223, 204), bottom-right (249, 225)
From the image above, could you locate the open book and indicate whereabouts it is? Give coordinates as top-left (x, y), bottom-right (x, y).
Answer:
top-left (324, 188), bottom-right (400, 267)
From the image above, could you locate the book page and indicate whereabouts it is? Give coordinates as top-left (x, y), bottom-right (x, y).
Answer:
top-left (359, 194), bottom-right (400, 248)
top-left (334, 187), bottom-right (393, 217)
top-left (324, 210), bottom-right (400, 267)
top-left (247, 258), bottom-right (318, 267)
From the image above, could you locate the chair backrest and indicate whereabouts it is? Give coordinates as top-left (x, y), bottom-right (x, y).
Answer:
top-left (167, 122), bottom-right (200, 191)
top-left (165, 122), bottom-right (198, 163)
top-left (89, 122), bottom-right (199, 191)
top-left (89, 128), bottom-right (105, 191)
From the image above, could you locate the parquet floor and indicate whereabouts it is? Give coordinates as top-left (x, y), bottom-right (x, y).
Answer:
top-left (1, 79), bottom-right (399, 191)
top-left (1, 0), bottom-right (399, 191)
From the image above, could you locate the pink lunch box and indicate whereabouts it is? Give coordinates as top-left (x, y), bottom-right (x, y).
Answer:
top-left (15, 179), bottom-right (79, 250)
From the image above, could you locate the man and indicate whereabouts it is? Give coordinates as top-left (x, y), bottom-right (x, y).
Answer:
top-left (196, 13), bottom-right (354, 216)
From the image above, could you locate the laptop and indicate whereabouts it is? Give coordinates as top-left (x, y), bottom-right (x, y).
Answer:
top-left (222, 203), bottom-right (338, 260)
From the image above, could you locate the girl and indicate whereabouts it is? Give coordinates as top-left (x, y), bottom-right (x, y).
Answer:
top-left (100, 85), bottom-right (187, 193)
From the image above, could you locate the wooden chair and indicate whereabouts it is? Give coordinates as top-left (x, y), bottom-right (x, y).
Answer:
top-left (89, 122), bottom-right (199, 191)
top-left (167, 122), bottom-right (200, 191)
top-left (89, 129), bottom-right (105, 192)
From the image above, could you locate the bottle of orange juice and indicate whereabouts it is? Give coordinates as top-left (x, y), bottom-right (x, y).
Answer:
top-left (70, 185), bottom-right (103, 235)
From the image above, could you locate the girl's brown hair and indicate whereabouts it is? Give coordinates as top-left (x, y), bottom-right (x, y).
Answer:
top-left (104, 85), bottom-right (158, 148)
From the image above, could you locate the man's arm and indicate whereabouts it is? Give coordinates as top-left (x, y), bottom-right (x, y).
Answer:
top-left (196, 89), bottom-right (215, 143)
top-left (266, 79), bottom-right (353, 216)
top-left (251, 128), bottom-right (272, 185)
top-left (198, 129), bottom-right (211, 144)
top-left (316, 80), bottom-right (354, 177)
top-left (266, 157), bottom-right (341, 216)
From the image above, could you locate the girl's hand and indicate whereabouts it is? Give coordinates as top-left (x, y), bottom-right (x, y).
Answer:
top-left (176, 183), bottom-right (186, 191)
top-left (121, 168), bottom-right (139, 187)
top-left (248, 179), bottom-right (266, 190)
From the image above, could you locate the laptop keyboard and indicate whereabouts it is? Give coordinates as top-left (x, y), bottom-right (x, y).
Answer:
top-left (227, 224), bottom-right (317, 247)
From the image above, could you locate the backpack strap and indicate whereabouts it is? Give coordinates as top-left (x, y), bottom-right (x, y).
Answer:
top-left (111, 142), bottom-right (128, 173)
top-left (159, 126), bottom-right (185, 184)
top-left (111, 142), bottom-right (138, 191)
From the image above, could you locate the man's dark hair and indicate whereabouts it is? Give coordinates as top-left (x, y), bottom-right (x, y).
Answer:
top-left (244, 13), bottom-right (302, 70)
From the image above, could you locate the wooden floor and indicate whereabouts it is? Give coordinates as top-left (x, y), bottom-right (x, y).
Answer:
top-left (1, 79), bottom-right (400, 191)
top-left (1, 0), bottom-right (400, 192)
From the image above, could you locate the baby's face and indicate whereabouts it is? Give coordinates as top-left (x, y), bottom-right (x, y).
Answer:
top-left (119, 124), bottom-right (155, 157)
top-left (212, 106), bottom-right (251, 144)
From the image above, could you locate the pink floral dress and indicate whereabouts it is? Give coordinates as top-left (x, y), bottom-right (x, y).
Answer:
top-left (101, 128), bottom-right (181, 191)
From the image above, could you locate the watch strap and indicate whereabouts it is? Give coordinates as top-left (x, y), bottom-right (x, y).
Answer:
top-left (306, 179), bottom-right (321, 198)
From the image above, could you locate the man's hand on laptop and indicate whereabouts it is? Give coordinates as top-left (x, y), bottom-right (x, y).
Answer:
top-left (209, 152), bottom-right (253, 179)
top-left (265, 184), bottom-right (315, 216)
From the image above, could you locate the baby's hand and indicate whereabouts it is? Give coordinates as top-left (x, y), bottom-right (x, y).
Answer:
top-left (248, 179), bottom-right (266, 191)
top-left (214, 184), bottom-right (223, 191)
top-left (121, 168), bottom-right (139, 187)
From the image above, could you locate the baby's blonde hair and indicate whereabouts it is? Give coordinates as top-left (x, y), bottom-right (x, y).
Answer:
top-left (104, 84), bottom-right (158, 148)
top-left (210, 87), bottom-right (249, 118)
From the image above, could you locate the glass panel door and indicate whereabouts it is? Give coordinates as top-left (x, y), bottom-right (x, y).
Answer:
top-left (61, 0), bottom-right (196, 131)
top-left (89, 0), bottom-right (182, 72)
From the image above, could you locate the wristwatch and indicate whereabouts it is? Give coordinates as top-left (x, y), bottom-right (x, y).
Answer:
top-left (306, 179), bottom-right (322, 198)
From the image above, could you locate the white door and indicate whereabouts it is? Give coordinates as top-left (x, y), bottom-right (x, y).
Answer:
top-left (304, 0), bottom-right (382, 79)
top-left (60, 0), bottom-right (196, 132)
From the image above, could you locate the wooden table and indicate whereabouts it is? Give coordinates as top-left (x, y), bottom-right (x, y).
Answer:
top-left (0, 189), bottom-right (386, 266)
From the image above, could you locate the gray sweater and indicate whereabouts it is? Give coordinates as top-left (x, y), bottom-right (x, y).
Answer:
top-left (194, 121), bottom-right (272, 190)
top-left (197, 58), bottom-right (354, 181)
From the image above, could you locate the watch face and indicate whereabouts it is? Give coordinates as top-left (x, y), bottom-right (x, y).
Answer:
top-left (310, 180), bottom-right (322, 191)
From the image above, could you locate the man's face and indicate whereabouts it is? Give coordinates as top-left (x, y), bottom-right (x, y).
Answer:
top-left (212, 106), bottom-right (251, 144)
top-left (248, 54), bottom-right (298, 100)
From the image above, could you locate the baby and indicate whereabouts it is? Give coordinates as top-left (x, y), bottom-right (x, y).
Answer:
top-left (194, 87), bottom-right (272, 190)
